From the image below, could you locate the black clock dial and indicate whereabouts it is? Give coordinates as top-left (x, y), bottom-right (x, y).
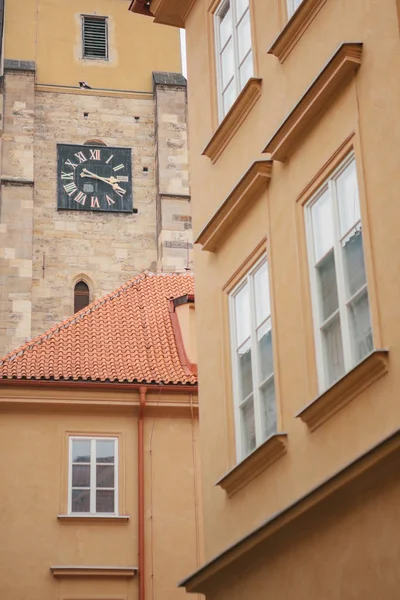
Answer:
top-left (57, 144), bottom-right (133, 213)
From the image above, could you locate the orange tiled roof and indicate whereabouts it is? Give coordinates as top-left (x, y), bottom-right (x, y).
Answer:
top-left (0, 272), bottom-right (196, 385)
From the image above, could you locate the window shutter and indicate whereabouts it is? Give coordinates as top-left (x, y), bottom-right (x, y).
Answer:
top-left (82, 16), bottom-right (108, 60)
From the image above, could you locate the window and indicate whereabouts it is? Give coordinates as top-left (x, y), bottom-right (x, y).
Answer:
top-left (306, 155), bottom-right (373, 392)
top-left (214, 0), bottom-right (253, 120)
top-left (69, 437), bottom-right (118, 515)
top-left (82, 15), bottom-right (108, 60)
top-left (230, 256), bottom-right (277, 460)
top-left (286, 0), bottom-right (304, 19)
top-left (74, 281), bottom-right (90, 313)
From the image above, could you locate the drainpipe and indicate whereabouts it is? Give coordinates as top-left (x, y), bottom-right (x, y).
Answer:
top-left (138, 386), bottom-right (147, 600)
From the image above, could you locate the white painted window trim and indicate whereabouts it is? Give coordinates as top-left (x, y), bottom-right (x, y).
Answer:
top-left (229, 255), bottom-right (276, 461)
top-left (305, 153), bottom-right (372, 393)
top-left (68, 437), bottom-right (118, 516)
top-left (286, 0), bottom-right (304, 19)
top-left (214, 0), bottom-right (253, 122)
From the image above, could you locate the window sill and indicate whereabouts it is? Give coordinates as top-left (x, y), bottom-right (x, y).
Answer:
top-left (202, 78), bottom-right (262, 164)
top-left (57, 514), bottom-right (130, 524)
top-left (263, 43), bottom-right (363, 161)
top-left (195, 159), bottom-right (272, 251)
top-left (215, 433), bottom-right (288, 497)
top-left (296, 349), bottom-right (389, 431)
top-left (268, 0), bottom-right (329, 63)
top-left (50, 565), bottom-right (137, 578)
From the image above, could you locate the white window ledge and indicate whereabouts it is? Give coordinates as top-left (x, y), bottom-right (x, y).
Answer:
top-left (57, 514), bottom-right (130, 523)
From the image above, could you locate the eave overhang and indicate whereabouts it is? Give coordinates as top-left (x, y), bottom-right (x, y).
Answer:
top-left (129, 0), bottom-right (195, 28)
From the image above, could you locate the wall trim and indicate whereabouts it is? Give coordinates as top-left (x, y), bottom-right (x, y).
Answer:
top-left (50, 566), bottom-right (137, 578)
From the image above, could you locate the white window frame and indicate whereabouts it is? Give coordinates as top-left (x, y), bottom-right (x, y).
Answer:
top-left (214, 0), bottom-right (253, 122)
top-left (305, 153), bottom-right (373, 392)
top-left (68, 437), bottom-right (118, 516)
top-left (229, 255), bottom-right (276, 461)
top-left (286, 0), bottom-right (304, 19)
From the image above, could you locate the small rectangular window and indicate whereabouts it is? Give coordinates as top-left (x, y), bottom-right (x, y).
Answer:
top-left (69, 437), bottom-right (118, 515)
top-left (305, 155), bottom-right (373, 391)
top-left (230, 256), bottom-right (277, 460)
top-left (286, 0), bottom-right (304, 19)
top-left (82, 15), bottom-right (108, 60)
top-left (214, 0), bottom-right (253, 121)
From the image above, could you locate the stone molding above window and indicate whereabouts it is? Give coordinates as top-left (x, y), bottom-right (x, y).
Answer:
top-left (268, 0), bottom-right (329, 62)
top-left (195, 159), bottom-right (272, 252)
top-left (296, 349), bottom-right (389, 431)
top-left (216, 433), bottom-right (288, 497)
top-left (263, 43), bottom-right (363, 162)
top-left (202, 77), bottom-right (262, 163)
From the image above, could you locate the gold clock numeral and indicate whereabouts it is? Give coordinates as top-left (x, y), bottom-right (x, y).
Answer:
top-left (116, 176), bottom-right (128, 182)
top-left (64, 182), bottom-right (78, 196)
top-left (113, 164), bottom-right (125, 172)
top-left (89, 149), bottom-right (101, 160)
top-left (106, 195), bottom-right (115, 206)
top-left (74, 151), bottom-right (87, 164)
top-left (91, 196), bottom-right (100, 208)
top-left (74, 191), bottom-right (87, 206)
top-left (114, 187), bottom-right (126, 198)
top-left (65, 159), bottom-right (78, 170)
top-left (61, 171), bottom-right (74, 180)
top-left (105, 154), bottom-right (114, 164)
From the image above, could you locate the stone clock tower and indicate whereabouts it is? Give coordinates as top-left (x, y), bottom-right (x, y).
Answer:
top-left (0, 0), bottom-right (191, 356)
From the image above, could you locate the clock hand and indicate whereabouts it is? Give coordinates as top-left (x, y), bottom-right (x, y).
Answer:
top-left (80, 168), bottom-right (112, 185)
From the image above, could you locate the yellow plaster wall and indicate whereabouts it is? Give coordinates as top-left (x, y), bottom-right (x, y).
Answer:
top-left (4, 0), bottom-right (181, 91)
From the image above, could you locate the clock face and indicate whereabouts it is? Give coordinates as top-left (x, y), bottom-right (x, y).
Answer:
top-left (57, 144), bottom-right (133, 213)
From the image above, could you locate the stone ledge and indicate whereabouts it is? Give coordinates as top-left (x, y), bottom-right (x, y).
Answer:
top-left (1, 177), bottom-right (34, 186)
top-left (57, 514), bottom-right (130, 524)
top-left (296, 349), bottom-right (389, 431)
top-left (50, 566), bottom-right (137, 578)
top-left (202, 78), bottom-right (262, 164)
top-left (216, 433), bottom-right (288, 497)
top-left (153, 71), bottom-right (187, 88)
top-left (4, 59), bottom-right (36, 72)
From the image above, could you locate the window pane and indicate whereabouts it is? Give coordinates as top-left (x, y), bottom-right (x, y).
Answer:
top-left (234, 282), bottom-right (250, 346)
top-left (72, 489), bottom-right (90, 513)
top-left (240, 396), bottom-right (256, 457)
top-left (349, 291), bottom-right (373, 363)
top-left (260, 378), bottom-right (277, 440)
top-left (72, 439), bottom-right (91, 463)
top-left (235, 0), bottom-right (248, 19)
top-left (254, 260), bottom-right (270, 325)
top-left (239, 52), bottom-right (253, 90)
top-left (322, 315), bottom-right (345, 386)
top-left (257, 321), bottom-right (273, 382)
top-left (96, 465), bottom-right (114, 488)
top-left (72, 464), bottom-right (90, 487)
top-left (223, 79), bottom-right (236, 116)
top-left (96, 490), bottom-right (114, 513)
top-left (311, 189), bottom-right (334, 263)
top-left (336, 159), bottom-right (361, 237)
top-left (237, 341), bottom-right (253, 399)
top-left (316, 249), bottom-right (339, 321)
top-left (96, 440), bottom-right (115, 463)
top-left (219, 1), bottom-right (232, 48)
top-left (237, 9), bottom-right (251, 62)
top-left (342, 227), bottom-right (367, 298)
top-left (221, 39), bottom-right (235, 89)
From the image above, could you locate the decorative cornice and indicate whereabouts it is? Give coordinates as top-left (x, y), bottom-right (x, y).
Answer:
top-left (195, 160), bottom-right (272, 252)
top-left (267, 0), bottom-right (329, 62)
top-left (57, 514), bottom-right (130, 524)
top-left (179, 427), bottom-right (400, 593)
top-left (1, 177), bottom-right (34, 186)
top-left (50, 566), bottom-right (137, 578)
top-left (216, 433), bottom-right (288, 497)
top-left (202, 78), bottom-right (262, 164)
top-left (296, 350), bottom-right (389, 431)
top-left (263, 43), bottom-right (363, 162)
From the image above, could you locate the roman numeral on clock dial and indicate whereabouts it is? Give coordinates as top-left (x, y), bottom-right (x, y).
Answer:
top-left (61, 171), bottom-right (74, 180)
top-left (113, 164), bottom-right (125, 172)
top-left (117, 176), bottom-right (128, 182)
top-left (64, 182), bottom-right (78, 196)
top-left (89, 149), bottom-right (101, 160)
top-left (74, 151), bottom-right (87, 164)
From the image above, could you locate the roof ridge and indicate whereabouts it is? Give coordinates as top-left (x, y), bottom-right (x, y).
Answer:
top-left (0, 270), bottom-right (194, 366)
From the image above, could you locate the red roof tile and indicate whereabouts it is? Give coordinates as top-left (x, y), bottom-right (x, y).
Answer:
top-left (0, 272), bottom-right (196, 385)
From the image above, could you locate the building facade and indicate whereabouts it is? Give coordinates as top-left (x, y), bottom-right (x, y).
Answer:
top-left (132, 0), bottom-right (400, 597)
top-left (0, 0), bottom-right (192, 357)
top-left (0, 272), bottom-right (201, 600)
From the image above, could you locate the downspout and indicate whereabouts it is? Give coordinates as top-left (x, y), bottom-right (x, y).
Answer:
top-left (138, 386), bottom-right (147, 600)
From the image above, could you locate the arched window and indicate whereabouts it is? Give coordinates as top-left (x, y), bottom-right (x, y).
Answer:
top-left (74, 281), bottom-right (90, 313)
top-left (83, 139), bottom-right (107, 147)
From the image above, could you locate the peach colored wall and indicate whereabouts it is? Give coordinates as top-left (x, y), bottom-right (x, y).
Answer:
top-left (178, 0), bottom-right (400, 575)
top-left (0, 387), bottom-right (200, 600)
top-left (176, 304), bottom-right (198, 365)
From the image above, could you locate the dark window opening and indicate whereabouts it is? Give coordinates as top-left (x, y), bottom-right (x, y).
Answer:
top-left (82, 15), bottom-right (108, 60)
top-left (74, 281), bottom-right (90, 313)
